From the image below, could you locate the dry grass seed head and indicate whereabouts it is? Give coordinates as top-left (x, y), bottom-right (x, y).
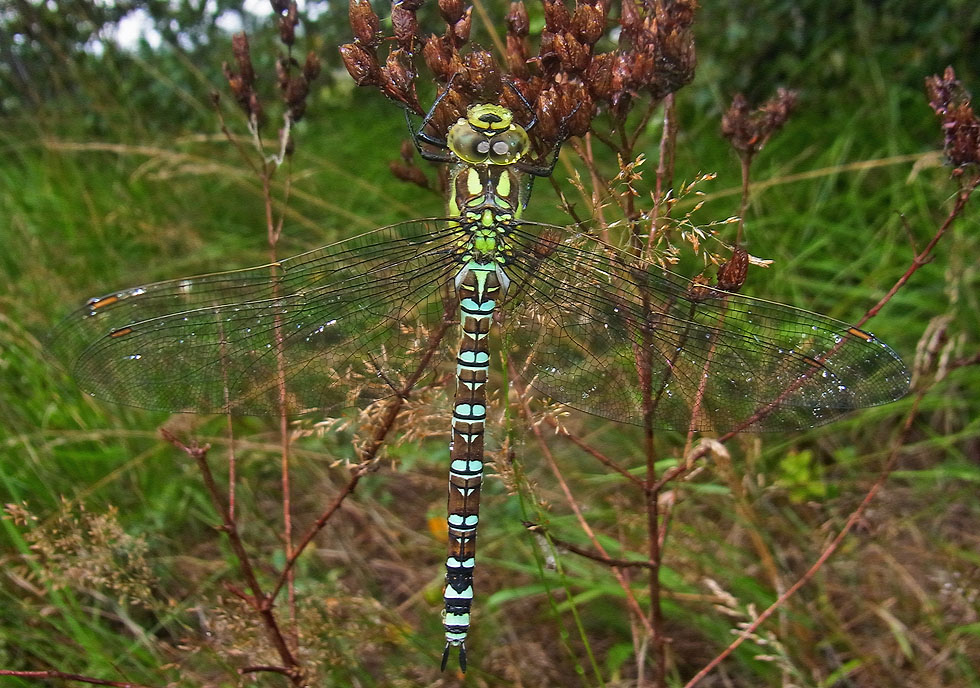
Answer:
top-left (10, 500), bottom-right (155, 608)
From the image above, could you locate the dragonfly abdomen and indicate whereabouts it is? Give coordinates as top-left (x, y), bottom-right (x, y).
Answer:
top-left (442, 259), bottom-right (508, 672)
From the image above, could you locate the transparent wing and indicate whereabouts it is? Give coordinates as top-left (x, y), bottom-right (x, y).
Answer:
top-left (502, 223), bottom-right (910, 431)
top-left (49, 220), bottom-right (465, 415)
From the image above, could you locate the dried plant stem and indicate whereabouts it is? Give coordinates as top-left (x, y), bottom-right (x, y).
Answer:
top-left (547, 417), bottom-right (645, 487)
top-left (226, 412), bottom-right (237, 519)
top-left (241, 664), bottom-right (295, 676)
top-left (255, 150), bottom-right (300, 644)
top-left (736, 156), bottom-right (750, 245)
top-left (643, 92), bottom-right (682, 688)
top-left (647, 94), bottom-right (676, 250)
top-left (524, 522), bottom-right (654, 569)
top-left (212, 100), bottom-right (263, 176)
top-left (0, 670), bottom-right (157, 687)
top-left (644, 421), bottom-right (667, 688)
top-left (159, 429), bottom-right (302, 683)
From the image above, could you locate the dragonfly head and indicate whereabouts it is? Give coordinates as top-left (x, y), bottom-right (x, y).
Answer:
top-left (447, 104), bottom-right (530, 166)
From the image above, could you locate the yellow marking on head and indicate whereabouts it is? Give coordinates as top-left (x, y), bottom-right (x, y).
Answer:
top-left (466, 104), bottom-right (513, 132)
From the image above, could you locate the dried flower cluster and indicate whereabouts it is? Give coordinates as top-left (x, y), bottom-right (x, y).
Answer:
top-left (721, 88), bottom-right (799, 160)
top-left (341, 0), bottom-right (697, 148)
top-left (925, 66), bottom-right (980, 173)
top-left (222, 1), bottom-right (321, 129)
top-left (6, 501), bottom-right (155, 608)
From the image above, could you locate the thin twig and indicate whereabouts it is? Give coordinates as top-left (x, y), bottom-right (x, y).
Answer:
top-left (241, 665), bottom-right (295, 676)
top-left (736, 155), bottom-right (750, 245)
top-left (0, 670), bottom-right (157, 688)
top-left (524, 522), bottom-right (653, 569)
top-left (159, 429), bottom-right (302, 681)
top-left (545, 416), bottom-right (645, 488)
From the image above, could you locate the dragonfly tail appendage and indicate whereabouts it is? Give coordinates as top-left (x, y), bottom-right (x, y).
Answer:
top-left (441, 640), bottom-right (467, 672)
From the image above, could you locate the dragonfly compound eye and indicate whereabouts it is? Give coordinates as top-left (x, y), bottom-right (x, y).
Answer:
top-left (448, 119), bottom-right (491, 164)
top-left (487, 127), bottom-right (530, 165)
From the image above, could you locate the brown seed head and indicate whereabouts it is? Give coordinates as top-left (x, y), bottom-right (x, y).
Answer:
top-left (423, 35), bottom-right (454, 83)
top-left (390, 160), bottom-right (430, 188)
top-left (458, 49), bottom-right (501, 101)
top-left (721, 88), bottom-right (799, 158)
top-left (628, 50), bottom-right (656, 89)
top-left (716, 247), bottom-right (748, 292)
top-left (925, 67), bottom-right (980, 170)
top-left (507, 2), bottom-right (529, 37)
top-left (275, 55), bottom-right (291, 93)
top-left (380, 48), bottom-right (422, 114)
top-left (554, 32), bottom-right (591, 74)
top-left (340, 42), bottom-right (381, 86)
top-left (619, 0), bottom-right (642, 36)
top-left (562, 81), bottom-right (593, 137)
top-left (285, 76), bottom-right (311, 120)
top-left (349, 0), bottom-right (381, 48)
top-left (438, 0), bottom-right (465, 24)
top-left (585, 52), bottom-right (613, 102)
top-left (391, 2), bottom-right (419, 51)
top-left (222, 64), bottom-right (246, 110)
top-left (535, 86), bottom-right (562, 143)
top-left (506, 33), bottom-right (530, 79)
top-left (231, 33), bottom-right (255, 88)
top-left (647, 25), bottom-right (696, 99)
top-left (542, 0), bottom-right (571, 33)
top-left (451, 8), bottom-right (473, 44)
top-left (278, 1), bottom-right (298, 46)
top-left (303, 51), bottom-right (321, 83)
top-left (400, 139), bottom-right (415, 162)
top-left (571, 1), bottom-right (605, 46)
top-left (536, 31), bottom-right (560, 77)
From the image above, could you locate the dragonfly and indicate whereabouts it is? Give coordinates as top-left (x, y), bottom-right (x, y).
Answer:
top-left (51, 99), bottom-right (910, 672)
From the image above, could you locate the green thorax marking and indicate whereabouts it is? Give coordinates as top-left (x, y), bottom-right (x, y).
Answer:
top-left (447, 105), bottom-right (532, 266)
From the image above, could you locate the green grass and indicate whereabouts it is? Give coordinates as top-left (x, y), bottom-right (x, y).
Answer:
top-left (1, 2), bottom-right (979, 686)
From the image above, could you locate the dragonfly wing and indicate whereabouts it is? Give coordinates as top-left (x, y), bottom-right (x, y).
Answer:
top-left (50, 220), bottom-right (464, 415)
top-left (503, 224), bottom-right (910, 431)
